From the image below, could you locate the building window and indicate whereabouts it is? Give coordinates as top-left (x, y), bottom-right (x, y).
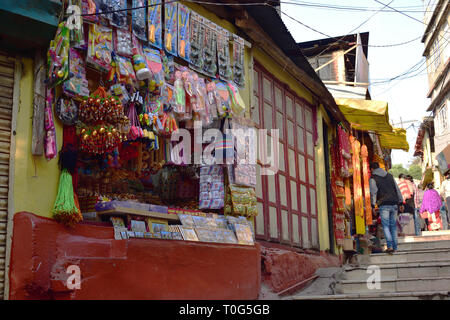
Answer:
top-left (308, 54), bottom-right (336, 82)
top-left (437, 103), bottom-right (448, 132)
top-left (252, 63), bottom-right (318, 249)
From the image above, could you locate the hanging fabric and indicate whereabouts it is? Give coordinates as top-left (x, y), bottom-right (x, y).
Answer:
top-left (350, 135), bottom-right (365, 235)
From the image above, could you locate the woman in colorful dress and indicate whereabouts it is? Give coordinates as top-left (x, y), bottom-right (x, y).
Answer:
top-left (420, 183), bottom-right (443, 231)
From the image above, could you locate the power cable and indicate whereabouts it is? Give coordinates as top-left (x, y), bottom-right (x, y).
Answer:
top-left (309, 0), bottom-right (394, 61)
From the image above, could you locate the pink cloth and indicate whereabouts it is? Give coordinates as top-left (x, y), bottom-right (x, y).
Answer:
top-left (420, 189), bottom-right (442, 214)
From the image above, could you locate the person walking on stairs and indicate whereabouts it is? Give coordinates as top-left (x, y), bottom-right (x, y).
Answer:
top-left (420, 182), bottom-right (443, 231)
top-left (439, 172), bottom-right (450, 230)
top-left (369, 162), bottom-right (404, 253)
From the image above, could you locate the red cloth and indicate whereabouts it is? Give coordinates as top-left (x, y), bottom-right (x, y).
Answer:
top-left (398, 180), bottom-right (412, 201)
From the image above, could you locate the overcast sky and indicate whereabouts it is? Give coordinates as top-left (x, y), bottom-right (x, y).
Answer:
top-left (280, 0), bottom-right (431, 167)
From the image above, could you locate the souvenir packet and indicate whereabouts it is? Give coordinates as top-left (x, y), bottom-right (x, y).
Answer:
top-left (115, 28), bottom-right (133, 58)
top-left (164, 2), bottom-right (178, 56)
top-left (217, 26), bottom-right (232, 81)
top-left (233, 35), bottom-right (246, 88)
top-left (160, 231), bottom-right (173, 240)
top-left (234, 223), bottom-right (254, 245)
top-left (132, 0), bottom-right (147, 41)
top-left (177, 4), bottom-right (191, 62)
top-left (107, 0), bottom-right (127, 28)
top-left (148, 0), bottom-right (163, 49)
top-left (87, 24), bottom-right (113, 72)
top-left (189, 12), bottom-right (204, 71)
top-left (111, 217), bottom-right (126, 227)
top-left (81, 0), bottom-right (100, 23)
top-left (202, 20), bottom-right (218, 77)
top-left (114, 226), bottom-right (128, 240)
top-left (171, 231), bottom-right (183, 240)
top-left (194, 227), bottom-right (216, 243)
top-left (179, 226), bottom-right (199, 241)
top-left (178, 213), bottom-right (195, 227)
top-left (63, 48), bottom-right (89, 97)
top-left (131, 220), bottom-right (147, 233)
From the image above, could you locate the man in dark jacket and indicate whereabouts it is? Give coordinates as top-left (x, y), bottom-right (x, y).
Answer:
top-left (369, 162), bottom-right (403, 253)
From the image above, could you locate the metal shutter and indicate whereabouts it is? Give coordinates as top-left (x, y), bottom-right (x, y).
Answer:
top-left (0, 51), bottom-right (14, 300)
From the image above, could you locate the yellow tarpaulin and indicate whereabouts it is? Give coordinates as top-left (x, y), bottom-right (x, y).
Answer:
top-left (336, 98), bottom-right (393, 133)
top-left (336, 98), bottom-right (409, 151)
top-left (379, 128), bottom-right (409, 152)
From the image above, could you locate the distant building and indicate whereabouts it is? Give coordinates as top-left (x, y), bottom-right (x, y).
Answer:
top-left (414, 0), bottom-right (449, 184)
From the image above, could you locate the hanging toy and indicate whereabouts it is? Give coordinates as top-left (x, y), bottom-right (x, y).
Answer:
top-left (173, 70), bottom-right (186, 115)
top-left (47, 22), bottom-right (70, 88)
top-left (44, 90), bottom-right (58, 160)
top-left (132, 47), bottom-right (151, 81)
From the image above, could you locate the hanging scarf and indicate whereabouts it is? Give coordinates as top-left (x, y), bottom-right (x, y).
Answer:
top-left (361, 144), bottom-right (372, 225)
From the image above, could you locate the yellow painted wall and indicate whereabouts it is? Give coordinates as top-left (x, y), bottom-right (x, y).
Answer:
top-left (13, 57), bottom-right (63, 218)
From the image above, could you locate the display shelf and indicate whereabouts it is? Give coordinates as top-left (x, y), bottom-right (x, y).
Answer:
top-left (96, 207), bottom-right (181, 222)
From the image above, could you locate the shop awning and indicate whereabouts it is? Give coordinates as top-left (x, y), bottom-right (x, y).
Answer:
top-left (335, 98), bottom-right (393, 133)
top-left (335, 98), bottom-right (409, 151)
top-left (378, 128), bottom-right (410, 152)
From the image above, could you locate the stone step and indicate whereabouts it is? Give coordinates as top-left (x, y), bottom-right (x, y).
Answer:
top-left (368, 248), bottom-right (450, 265)
top-left (334, 276), bottom-right (450, 294)
top-left (341, 261), bottom-right (450, 281)
top-left (382, 234), bottom-right (450, 245)
top-left (422, 230), bottom-right (450, 237)
top-left (292, 291), bottom-right (450, 300)
top-left (384, 240), bottom-right (450, 251)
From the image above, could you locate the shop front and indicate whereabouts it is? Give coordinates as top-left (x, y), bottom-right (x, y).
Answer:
top-left (327, 98), bottom-right (409, 254)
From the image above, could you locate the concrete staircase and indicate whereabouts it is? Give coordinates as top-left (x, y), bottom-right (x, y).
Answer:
top-left (292, 232), bottom-right (450, 300)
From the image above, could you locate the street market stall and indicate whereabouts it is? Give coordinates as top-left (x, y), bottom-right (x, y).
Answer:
top-left (45, 0), bottom-right (258, 246)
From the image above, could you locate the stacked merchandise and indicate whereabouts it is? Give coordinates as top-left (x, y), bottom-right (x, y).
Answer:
top-left (330, 143), bottom-right (346, 247)
top-left (108, 207), bottom-right (254, 245)
top-left (44, 1), bottom-right (257, 239)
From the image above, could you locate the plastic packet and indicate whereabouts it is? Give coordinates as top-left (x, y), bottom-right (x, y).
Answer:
top-left (148, 0), bottom-right (163, 49)
top-left (233, 35), bottom-right (246, 88)
top-left (132, 0), bottom-right (147, 41)
top-left (189, 12), bottom-right (204, 71)
top-left (107, 0), bottom-right (127, 28)
top-left (114, 28), bottom-right (132, 57)
top-left (63, 48), bottom-right (89, 97)
top-left (81, 0), bottom-right (99, 23)
top-left (173, 70), bottom-right (186, 115)
top-left (206, 81), bottom-right (219, 120)
top-left (217, 26), bottom-right (232, 81)
top-left (177, 3), bottom-right (191, 62)
top-left (202, 20), bottom-right (218, 77)
top-left (215, 81), bottom-right (232, 118)
top-left (117, 55), bottom-right (137, 85)
top-left (143, 46), bottom-right (165, 91)
top-left (47, 22), bottom-right (70, 88)
top-left (87, 24), bottom-right (113, 72)
top-left (227, 82), bottom-right (246, 117)
top-left (164, 2), bottom-right (178, 56)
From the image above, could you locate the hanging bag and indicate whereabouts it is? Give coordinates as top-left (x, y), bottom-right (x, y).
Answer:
top-left (214, 117), bottom-right (234, 165)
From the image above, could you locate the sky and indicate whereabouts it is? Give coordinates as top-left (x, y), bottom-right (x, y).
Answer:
top-left (280, 0), bottom-right (431, 168)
